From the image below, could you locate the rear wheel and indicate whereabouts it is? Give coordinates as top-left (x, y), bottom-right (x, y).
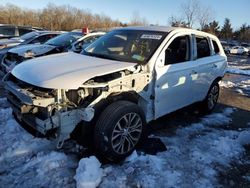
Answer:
top-left (201, 82), bottom-right (220, 113)
top-left (94, 100), bottom-right (145, 162)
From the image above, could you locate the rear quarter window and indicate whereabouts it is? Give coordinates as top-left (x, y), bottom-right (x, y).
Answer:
top-left (212, 40), bottom-right (220, 54)
top-left (18, 28), bottom-right (33, 36)
top-left (196, 36), bottom-right (211, 58)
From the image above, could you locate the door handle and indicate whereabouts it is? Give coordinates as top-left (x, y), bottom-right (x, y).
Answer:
top-left (212, 63), bottom-right (218, 68)
top-left (190, 70), bottom-right (197, 75)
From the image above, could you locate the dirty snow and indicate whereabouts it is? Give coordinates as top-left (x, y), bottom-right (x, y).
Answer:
top-left (0, 98), bottom-right (250, 188)
top-left (220, 79), bottom-right (250, 96)
top-left (227, 67), bottom-right (250, 76)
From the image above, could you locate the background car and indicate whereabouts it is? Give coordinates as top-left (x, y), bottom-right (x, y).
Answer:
top-left (0, 31), bottom-right (84, 74)
top-left (0, 24), bottom-right (45, 39)
top-left (230, 46), bottom-right (249, 55)
top-left (0, 31), bottom-right (63, 61)
top-left (69, 31), bottom-right (106, 53)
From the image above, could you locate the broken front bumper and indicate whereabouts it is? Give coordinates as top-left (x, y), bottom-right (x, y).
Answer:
top-left (5, 80), bottom-right (94, 137)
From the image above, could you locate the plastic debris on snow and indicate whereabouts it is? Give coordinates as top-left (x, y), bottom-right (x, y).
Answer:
top-left (74, 156), bottom-right (104, 188)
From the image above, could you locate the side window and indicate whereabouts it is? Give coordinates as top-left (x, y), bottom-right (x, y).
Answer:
top-left (0, 26), bottom-right (15, 36)
top-left (212, 40), bottom-right (220, 54)
top-left (31, 34), bottom-right (56, 44)
top-left (44, 34), bottom-right (58, 42)
top-left (165, 35), bottom-right (190, 65)
top-left (81, 35), bottom-right (101, 48)
top-left (196, 36), bottom-right (210, 58)
top-left (18, 28), bottom-right (32, 36)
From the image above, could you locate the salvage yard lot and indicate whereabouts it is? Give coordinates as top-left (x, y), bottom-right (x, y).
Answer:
top-left (0, 55), bottom-right (249, 188)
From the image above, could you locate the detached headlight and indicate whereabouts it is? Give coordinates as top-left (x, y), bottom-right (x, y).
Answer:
top-left (24, 50), bottom-right (36, 58)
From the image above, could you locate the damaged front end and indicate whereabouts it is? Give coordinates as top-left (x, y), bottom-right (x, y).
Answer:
top-left (4, 66), bottom-right (151, 148)
top-left (4, 74), bottom-right (96, 148)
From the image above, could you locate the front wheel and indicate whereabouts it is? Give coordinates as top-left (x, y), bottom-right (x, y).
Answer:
top-left (200, 82), bottom-right (220, 113)
top-left (94, 101), bottom-right (146, 162)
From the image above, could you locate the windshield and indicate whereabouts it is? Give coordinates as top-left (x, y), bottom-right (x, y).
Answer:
top-left (20, 31), bottom-right (39, 40)
top-left (45, 32), bottom-right (82, 48)
top-left (82, 30), bottom-right (167, 63)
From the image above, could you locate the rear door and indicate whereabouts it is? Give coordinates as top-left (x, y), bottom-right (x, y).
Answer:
top-left (154, 33), bottom-right (196, 118)
top-left (191, 35), bottom-right (222, 102)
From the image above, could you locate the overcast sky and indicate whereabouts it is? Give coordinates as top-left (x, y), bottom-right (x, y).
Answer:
top-left (1, 0), bottom-right (249, 29)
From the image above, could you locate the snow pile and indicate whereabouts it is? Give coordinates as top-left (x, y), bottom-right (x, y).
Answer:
top-left (74, 156), bottom-right (103, 188)
top-left (227, 67), bottom-right (250, 76)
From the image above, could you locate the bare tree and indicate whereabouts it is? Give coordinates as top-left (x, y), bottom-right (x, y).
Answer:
top-left (181, 0), bottom-right (201, 28)
top-left (168, 15), bottom-right (188, 28)
top-left (197, 6), bottom-right (214, 30)
top-left (129, 11), bottom-right (148, 26)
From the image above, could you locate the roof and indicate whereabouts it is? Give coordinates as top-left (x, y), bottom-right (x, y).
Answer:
top-left (35, 31), bottom-right (64, 35)
top-left (0, 24), bottom-right (45, 30)
top-left (117, 26), bottom-right (175, 33)
top-left (115, 26), bottom-right (218, 39)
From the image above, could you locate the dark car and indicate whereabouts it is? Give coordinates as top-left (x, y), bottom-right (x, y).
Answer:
top-left (0, 32), bottom-right (83, 74)
top-left (0, 31), bottom-right (63, 64)
top-left (0, 24), bottom-right (45, 39)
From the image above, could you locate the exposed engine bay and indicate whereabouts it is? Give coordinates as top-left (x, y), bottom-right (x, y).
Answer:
top-left (4, 66), bottom-right (151, 148)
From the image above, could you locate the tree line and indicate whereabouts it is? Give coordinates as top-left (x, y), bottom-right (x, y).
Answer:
top-left (169, 0), bottom-right (250, 42)
top-left (0, 2), bottom-right (249, 42)
top-left (0, 3), bottom-right (122, 31)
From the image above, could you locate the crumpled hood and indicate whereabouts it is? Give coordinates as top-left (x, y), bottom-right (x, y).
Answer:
top-left (8, 44), bottom-right (57, 57)
top-left (11, 52), bottom-right (136, 89)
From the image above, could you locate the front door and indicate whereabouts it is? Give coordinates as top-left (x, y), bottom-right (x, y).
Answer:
top-left (154, 34), bottom-right (196, 119)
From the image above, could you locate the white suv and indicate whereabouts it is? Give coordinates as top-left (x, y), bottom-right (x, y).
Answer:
top-left (4, 26), bottom-right (227, 161)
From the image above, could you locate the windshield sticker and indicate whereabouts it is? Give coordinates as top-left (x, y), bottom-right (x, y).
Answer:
top-left (141, 34), bottom-right (162, 40)
top-left (132, 54), bottom-right (145, 62)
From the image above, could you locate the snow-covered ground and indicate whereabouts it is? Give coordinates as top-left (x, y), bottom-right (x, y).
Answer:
top-left (227, 67), bottom-right (250, 76)
top-left (227, 55), bottom-right (250, 76)
top-left (223, 56), bottom-right (250, 96)
top-left (220, 79), bottom-right (250, 96)
top-left (0, 98), bottom-right (250, 188)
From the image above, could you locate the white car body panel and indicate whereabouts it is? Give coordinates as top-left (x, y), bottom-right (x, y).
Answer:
top-left (12, 52), bottom-right (136, 89)
top-left (153, 29), bottom-right (226, 119)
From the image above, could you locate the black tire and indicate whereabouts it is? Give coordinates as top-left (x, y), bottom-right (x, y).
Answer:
top-left (200, 82), bottom-right (220, 114)
top-left (94, 100), bottom-right (146, 162)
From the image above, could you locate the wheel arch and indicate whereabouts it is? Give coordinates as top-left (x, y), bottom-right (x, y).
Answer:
top-left (94, 91), bottom-right (142, 116)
